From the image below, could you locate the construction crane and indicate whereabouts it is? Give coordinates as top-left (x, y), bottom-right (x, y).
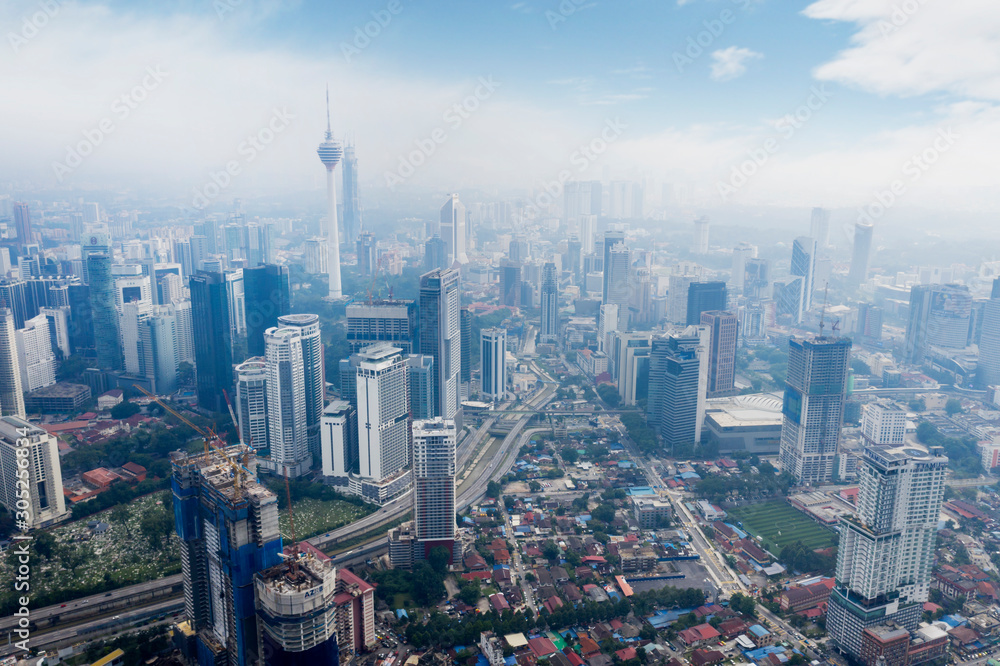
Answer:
top-left (222, 389), bottom-right (243, 446)
top-left (133, 385), bottom-right (252, 494)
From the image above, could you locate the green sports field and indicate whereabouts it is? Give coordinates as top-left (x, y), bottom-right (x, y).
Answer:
top-left (727, 500), bottom-right (836, 553)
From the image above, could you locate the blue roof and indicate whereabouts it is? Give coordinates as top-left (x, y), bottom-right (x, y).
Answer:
top-left (396, 609), bottom-right (409, 618)
top-left (504, 659), bottom-right (517, 666)
top-left (618, 461), bottom-right (634, 469)
top-left (941, 614), bottom-right (967, 627)
top-left (749, 624), bottom-right (770, 637)
top-left (628, 486), bottom-right (656, 496)
top-left (494, 564), bottom-right (510, 570)
top-left (679, 471), bottom-right (701, 480)
top-left (745, 646), bottom-right (786, 660)
top-left (647, 615), bottom-right (672, 629)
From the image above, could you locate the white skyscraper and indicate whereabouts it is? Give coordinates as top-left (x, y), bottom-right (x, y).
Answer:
top-left (419, 269), bottom-right (461, 420)
top-left (731, 243), bottom-right (757, 293)
top-left (160, 272), bottom-right (185, 304)
top-left (480, 328), bottom-right (507, 401)
top-left (168, 300), bottom-right (195, 365)
top-left (235, 357), bottom-right (268, 451)
top-left (693, 216), bottom-right (710, 254)
top-left (828, 446), bottom-right (947, 658)
top-left (317, 89), bottom-right (344, 298)
top-left (0, 416), bottom-right (68, 529)
top-left (354, 344), bottom-right (411, 501)
top-left (604, 241), bottom-right (631, 308)
top-left (439, 194), bottom-right (468, 266)
top-left (39, 306), bottom-right (71, 358)
top-left (277, 314), bottom-right (325, 468)
top-left (580, 214), bottom-right (597, 255)
top-left (810, 207), bottom-right (830, 248)
top-left (598, 303), bottom-right (620, 353)
top-left (0, 309), bottom-right (24, 417)
top-left (120, 300), bottom-right (152, 376)
top-left (321, 400), bottom-right (356, 487)
top-left (139, 307), bottom-right (178, 395)
top-left (412, 417), bottom-right (458, 561)
top-left (264, 327), bottom-right (310, 477)
top-left (16, 314), bottom-right (56, 392)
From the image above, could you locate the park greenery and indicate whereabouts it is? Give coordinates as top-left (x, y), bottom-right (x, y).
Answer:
top-left (916, 421), bottom-right (983, 477)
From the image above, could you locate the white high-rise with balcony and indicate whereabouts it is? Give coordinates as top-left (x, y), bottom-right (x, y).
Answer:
top-left (861, 401), bottom-right (907, 446)
top-left (412, 418), bottom-right (457, 546)
top-left (264, 327), bottom-right (310, 477)
top-left (0, 416), bottom-right (68, 529)
top-left (16, 314), bottom-right (56, 392)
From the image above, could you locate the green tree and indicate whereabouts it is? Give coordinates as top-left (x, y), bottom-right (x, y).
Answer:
top-left (177, 361), bottom-right (195, 387)
top-left (596, 384), bottom-right (621, 407)
top-left (945, 398), bottom-right (963, 416)
top-left (529, 480), bottom-right (542, 493)
top-left (542, 540), bottom-right (560, 560)
top-left (111, 401), bottom-right (141, 420)
top-left (140, 506), bottom-right (173, 548)
top-left (429, 546), bottom-right (451, 575)
top-left (486, 480), bottom-right (503, 499)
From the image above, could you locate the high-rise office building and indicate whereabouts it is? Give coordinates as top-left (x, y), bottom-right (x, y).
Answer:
top-left (580, 214), bottom-right (597, 255)
top-left (848, 222), bottom-right (874, 288)
top-left (190, 271), bottom-right (235, 414)
top-left (264, 326), bottom-right (310, 478)
top-left (731, 243), bottom-right (757, 292)
top-left (407, 354), bottom-right (435, 420)
top-left (412, 417), bottom-right (458, 561)
top-left (778, 336), bottom-right (852, 484)
top-left (440, 194), bottom-right (468, 266)
top-left (419, 269), bottom-right (461, 420)
top-left (346, 300), bottom-right (418, 354)
top-left (701, 310), bottom-right (738, 398)
top-left (243, 264), bottom-right (290, 358)
top-left (304, 238), bottom-right (328, 276)
top-left (460, 307), bottom-right (472, 399)
top-left (39, 305), bottom-right (71, 359)
top-left (353, 344), bottom-right (411, 503)
top-left (977, 278), bottom-right (1000, 389)
top-left (861, 401), bottom-right (906, 446)
top-left (277, 314), bottom-right (325, 469)
top-left (744, 258), bottom-right (770, 301)
top-left (255, 553), bottom-right (340, 665)
top-left (0, 416), bottom-right (67, 529)
top-left (342, 141), bottom-right (361, 244)
top-left (827, 446), bottom-right (947, 658)
top-left (566, 236), bottom-right (583, 284)
top-left (564, 181), bottom-right (601, 230)
top-left (785, 236), bottom-right (818, 323)
top-left (508, 237), bottom-right (529, 263)
top-left (693, 216), bottom-right (709, 254)
top-left (317, 89), bottom-right (344, 298)
top-left (139, 306), bottom-right (179, 395)
top-left (357, 231), bottom-right (377, 277)
top-left (598, 303), bottom-right (620, 353)
top-left (499, 260), bottom-right (521, 308)
top-left (540, 262), bottom-right (559, 344)
top-left (810, 207), bottom-right (830, 248)
top-left (424, 235), bottom-right (447, 272)
top-left (855, 302), bottom-right (884, 346)
top-left (88, 252), bottom-right (123, 371)
top-left (168, 300), bottom-right (195, 365)
top-left (904, 283), bottom-right (972, 363)
top-left (321, 399), bottom-right (356, 486)
top-left (235, 358), bottom-right (268, 452)
top-left (160, 272), bottom-right (185, 305)
top-left (16, 314), bottom-right (56, 392)
top-left (603, 231), bottom-right (628, 306)
top-left (171, 445), bottom-right (283, 666)
top-left (480, 328), bottom-right (507, 401)
top-left (13, 202), bottom-right (32, 248)
top-left (612, 332), bottom-right (651, 407)
top-left (647, 326), bottom-right (709, 449)
top-left (0, 279), bottom-right (29, 330)
top-left (686, 281), bottom-right (727, 326)
top-left (120, 300), bottom-right (151, 376)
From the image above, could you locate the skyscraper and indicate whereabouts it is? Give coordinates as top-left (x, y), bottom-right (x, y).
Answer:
top-left (686, 281), bottom-right (727, 326)
top-left (460, 306), bottom-right (472, 399)
top-left (346, 300), bottom-right (418, 354)
top-left (190, 271), bottom-right (234, 413)
top-left (424, 235), bottom-right (447, 272)
top-left (243, 264), bottom-right (290, 358)
top-left (860, 401), bottom-right (906, 446)
top-left (0, 279), bottom-right (29, 330)
top-left (848, 221), bottom-right (874, 288)
top-left (778, 336), bottom-right (852, 484)
top-left (88, 252), bottom-right (123, 371)
top-left (566, 236), bottom-right (582, 285)
top-left (317, 89), bottom-right (344, 298)
top-left (304, 238), bottom-right (328, 276)
top-left (320, 399), bottom-right (356, 486)
top-left (277, 313), bottom-right (325, 469)
top-left (171, 445), bottom-right (283, 666)
top-left (701, 310), bottom-right (738, 398)
top-left (904, 283), bottom-right (972, 363)
top-left (540, 262), bottom-right (559, 344)
top-left (39, 305), bottom-right (71, 358)
top-left (357, 231), bottom-right (377, 276)
top-left (564, 181), bottom-right (601, 230)
top-left (827, 446), bottom-right (947, 658)
top-left (412, 417), bottom-right (458, 561)
top-left (602, 231), bottom-right (627, 306)
top-left (810, 207), bottom-right (830, 248)
top-left (612, 332), bottom-right (651, 407)
top-left (407, 354), bottom-right (435, 420)
top-left (0, 307), bottom-right (25, 418)
top-left (139, 307), bottom-right (179, 395)
top-left (342, 140), bottom-right (361, 244)
top-left (354, 344), bottom-right (411, 502)
top-left (580, 214), bottom-right (597, 255)
top-left (16, 314), bottom-right (56, 392)
top-left (235, 358), bottom-right (269, 452)
top-left (419, 269), bottom-right (461, 420)
top-left (13, 202), bottom-right (31, 248)
top-left (790, 235), bottom-right (817, 321)
top-left (731, 243), bottom-right (757, 293)
top-left (693, 216), bottom-right (709, 254)
top-left (648, 326), bottom-right (709, 449)
top-left (977, 278), bottom-right (1000, 389)
top-left (0, 416), bottom-right (67, 529)
top-left (856, 302), bottom-right (884, 346)
top-left (744, 258), bottom-right (770, 300)
top-left (499, 260), bottom-right (521, 308)
top-left (481, 328), bottom-right (507, 401)
top-left (264, 326), bottom-right (310, 478)
top-left (440, 194), bottom-right (468, 266)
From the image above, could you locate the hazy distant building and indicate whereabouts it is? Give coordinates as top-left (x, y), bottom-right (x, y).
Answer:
top-left (701, 311), bottom-right (738, 398)
top-left (686, 281), bottom-right (727, 326)
top-left (540, 262), bottom-right (559, 344)
top-left (342, 141), bottom-right (361, 244)
top-left (855, 303), bottom-right (883, 346)
top-left (424, 235), bottom-right (447, 272)
top-left (731, 243), bottom-right (757, 292)
top-left (190, 271), bottom-right (235, 413)
top-left (904, 283), bottom-right (972, 363)
top-left (604, 238), bottom-right (630, 308)
top-left (499, 260), bottom-right (521, 308)
top-left (778, 336), bottom-right (852, 484)
top-left (357, 231), bottom-right (377, 276)
top-left (848, 222), bottom-right (874, 288)
top-left (744, 258), bottom-right (770, 301)
top-left (977, 279), bottom-right (1000, 389)
top-left (481, 328), bottom-right (507, 401)
top-left (693, 216), bottom-right (709, 254)
top-left (810, 207), bottom-right (830, 248)
top-left (88, 252), bottom-right (123, 371)
top-left (440, 194), bottom-right (468, 266)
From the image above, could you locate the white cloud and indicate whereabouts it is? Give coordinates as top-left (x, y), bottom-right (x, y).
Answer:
top-left (709, 46), bottom-right (762, 81)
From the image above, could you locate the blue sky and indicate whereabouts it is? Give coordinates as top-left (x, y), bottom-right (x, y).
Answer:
top-left (1, 0), bottom-right (997, 214)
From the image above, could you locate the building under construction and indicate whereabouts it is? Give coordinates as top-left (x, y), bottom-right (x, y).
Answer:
top-left (171, 444), bottom-right (283, 666)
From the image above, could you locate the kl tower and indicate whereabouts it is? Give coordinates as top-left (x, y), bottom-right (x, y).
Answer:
top-left (317, 87), bottom-right (344, 299)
